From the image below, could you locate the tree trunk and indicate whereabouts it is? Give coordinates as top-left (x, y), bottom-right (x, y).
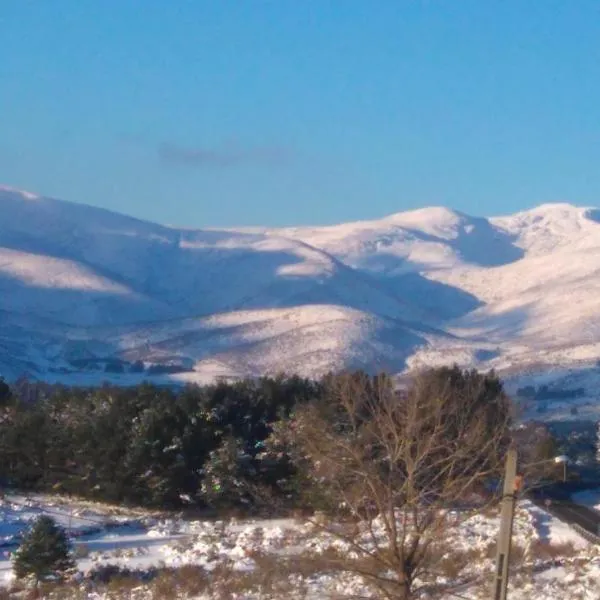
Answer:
top-left (395, 573), bottom-right (412, 600)
top-left (397, 581), bottom-right (411, 600)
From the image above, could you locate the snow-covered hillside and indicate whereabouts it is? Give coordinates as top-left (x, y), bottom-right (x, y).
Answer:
top-left (2, 184), bottom-right (600, 383)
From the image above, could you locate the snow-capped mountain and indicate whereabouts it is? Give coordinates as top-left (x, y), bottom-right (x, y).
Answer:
top-left (2, 184), bottom-right (600, 383)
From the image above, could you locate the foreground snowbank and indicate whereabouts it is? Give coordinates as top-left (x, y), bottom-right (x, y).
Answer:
top-left (0, 494), bottom-right (598, 598)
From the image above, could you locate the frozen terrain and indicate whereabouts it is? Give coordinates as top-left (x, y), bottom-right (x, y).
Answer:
top-left (2, 185), bottom-right (600, 391)
top-left (0, 493), bottom-right (598, 599)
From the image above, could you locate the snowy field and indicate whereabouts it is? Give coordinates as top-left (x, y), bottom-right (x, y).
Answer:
top-left (0, 494), bottom-right (190, 585)
top-left (1, 494), bottom-right (599, 598)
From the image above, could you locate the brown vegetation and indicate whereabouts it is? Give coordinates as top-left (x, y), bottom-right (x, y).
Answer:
top-left (265, 367), bottom-right (512, 599)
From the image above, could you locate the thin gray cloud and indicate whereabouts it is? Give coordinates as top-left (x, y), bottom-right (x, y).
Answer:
top-left (158, 142), bottom-right (295, 169)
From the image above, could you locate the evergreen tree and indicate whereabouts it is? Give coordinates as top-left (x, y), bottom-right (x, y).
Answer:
top-left (596, 420), bottom-right (600, 465)
top-left (0, 377), bottom-right (11, 406)
top-left (201, 436), bottom-right (253, 509)
top-left (13, 516), bottom-right (75, 584)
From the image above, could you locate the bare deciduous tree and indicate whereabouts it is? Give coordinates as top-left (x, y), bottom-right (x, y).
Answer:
top-left (266, 367), bottom-right (512, 599)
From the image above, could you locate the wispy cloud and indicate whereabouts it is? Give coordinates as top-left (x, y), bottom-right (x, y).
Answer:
top-left (157, 142), bottom-right (294, 169)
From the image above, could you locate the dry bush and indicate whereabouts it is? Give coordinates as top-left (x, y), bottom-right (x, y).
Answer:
top-left (1, 563), bottom-right (305, 600)
top-left (105, 575), bottom-right (140, 597)
top-left (138, 574), bottom-right (174, 600)
top-left (205, 560), bottom-right (297, 599)
top-left (146, 565), bottom-right (209, 599)
top-left (509, 544), bottom-right (528, 566)
top-left (428, 544), bottom-right (497, 581)
top-left (43, 585), bottom-right (89, 600)
top-left (482, 541), bottom-right (497, 560)
top-left (72, 544), bottom-right (90, 560)
top-left (171, 564), bottom-right (210, 595)
top-left (147, 571), bottom-right (179, 600)
top-left (530, 540), bottom-right (577, 560)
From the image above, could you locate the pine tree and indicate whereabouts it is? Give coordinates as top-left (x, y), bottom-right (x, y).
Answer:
top-left (201, 436), bottom-right (255, 509)
top-left (0, 377), bottom-right (11, 406)
top-left (13, 516), bottom-right (75, 584)
top-left (596, 420), bottom-right (600, 465)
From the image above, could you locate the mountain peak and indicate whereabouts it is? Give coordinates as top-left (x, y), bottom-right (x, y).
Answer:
top-left (385, 205), bottom-right (465, 225)
top-left (520, 202), bottom-right (585, 215)
top-left (493, 202), bottom-right (595, 229)
top-left (0, 185), bottom-right (40, 201)
top-left (377, 206), bottom-right (476, 244)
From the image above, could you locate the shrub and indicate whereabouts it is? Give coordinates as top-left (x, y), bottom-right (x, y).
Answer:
top-left (73, 543), bottom-right (90, 559)
top-left (13, 516), bottom-right (75, 584)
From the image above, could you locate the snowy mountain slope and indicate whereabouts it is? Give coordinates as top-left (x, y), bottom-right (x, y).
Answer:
top-left (265, 207), bottom-right (523, 321)
top-left (0, 186), bottom-right (426, 327)
top-left (0, 186), bottom-right (438, 379)
top-left (271, 202), bottom-right (600, 372)
top-left (0, 192), bottom-right (411, 335)
top-left (432, 205), bottom-right (600, 351)
top-left (2, 184), bottom-right (600, 382)
top-left (109, 305), bottom-right (435, 378)
top-left (270, 206), bottom-right (524, 272)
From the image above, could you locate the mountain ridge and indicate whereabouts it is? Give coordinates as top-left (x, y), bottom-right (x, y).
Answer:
top-left (1, 185), bottom-right (599, 383)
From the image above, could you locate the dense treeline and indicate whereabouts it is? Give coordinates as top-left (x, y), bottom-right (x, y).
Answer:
top-left (0, 375), bottom-right (320, 509)
top-left (0, 368), bottom-right (517, 512)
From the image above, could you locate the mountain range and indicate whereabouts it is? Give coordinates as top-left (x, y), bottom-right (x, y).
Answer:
top-left (2, 184), bottom-right (600, 384)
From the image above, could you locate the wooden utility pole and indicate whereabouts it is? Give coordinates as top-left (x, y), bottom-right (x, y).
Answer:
top-left (492, 448), bottom-right (518, 600)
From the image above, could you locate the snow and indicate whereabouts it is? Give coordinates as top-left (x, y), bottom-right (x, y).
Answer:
top-left (524, 500), bottom-right (590, 549)
top-left (3, 186), bottom-right (600, 398)
top-left (0, 494), bottom-right (597, 598)
top-left (0, 248), bottom-right (133, 294)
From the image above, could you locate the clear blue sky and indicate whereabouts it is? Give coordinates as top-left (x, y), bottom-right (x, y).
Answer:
top-left (2, 1), bottom-right (600, 227)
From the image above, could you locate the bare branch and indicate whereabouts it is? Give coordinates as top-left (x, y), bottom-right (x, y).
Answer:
top-left (265, 367), bottom-right (512, 599)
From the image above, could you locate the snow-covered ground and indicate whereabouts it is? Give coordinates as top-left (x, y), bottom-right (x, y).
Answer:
top-left (0, 493), bottom-right (599, 598)
top-left (0, 494), bottom-right (187, 585)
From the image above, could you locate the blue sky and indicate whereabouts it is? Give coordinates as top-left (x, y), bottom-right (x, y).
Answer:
top-left (2, 1), bottom-right (600, 227)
